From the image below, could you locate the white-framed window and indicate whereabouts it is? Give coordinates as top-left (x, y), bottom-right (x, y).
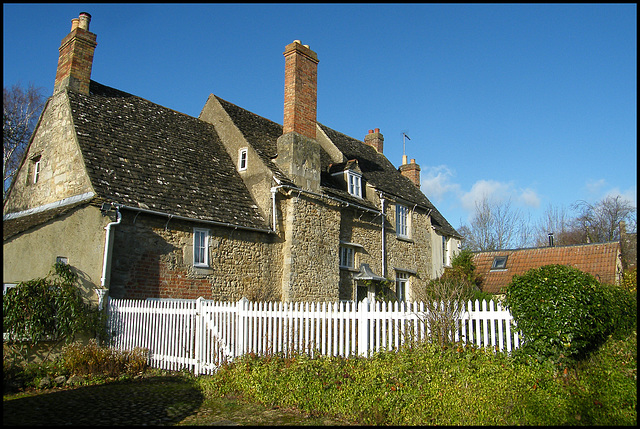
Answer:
top-left (3, 283), bottom-right (17, 295)
top-left (30, 156), bottom-right (41, 184)
top-left (347, 171), bottom-right (362, 198)
top-left (442, 236), bottom-right (449, 266)
top-left (396, 204), bottom-right (409, 238)
top-left (193, 228), bottom-right (210, 267)
top-left (238, 148), bottom-right (248, 171)
top-left (396, 272), bottom-right (409, 301)
top-left (339, 245), bottom-right (355, 269)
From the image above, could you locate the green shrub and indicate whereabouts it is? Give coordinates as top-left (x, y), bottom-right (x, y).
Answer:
top-left (503, 264), bottom-right (613, 365)
top-left (3, 262), bottom-right (105, 345)
top-left (61, 339), bottom-right (148, 377)
top-left (196, 331), bottom-right (636, 425)
top-left (600, 282), bottom-right (637, 339)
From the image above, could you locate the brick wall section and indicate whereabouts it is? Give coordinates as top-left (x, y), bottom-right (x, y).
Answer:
top-left (283, 41), bottom-right (318, 139)
top-left (54, 14), bottom-right (97, 95)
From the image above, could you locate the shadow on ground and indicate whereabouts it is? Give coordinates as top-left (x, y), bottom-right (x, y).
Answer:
top-left (3, 376), bottom-right (203, 426)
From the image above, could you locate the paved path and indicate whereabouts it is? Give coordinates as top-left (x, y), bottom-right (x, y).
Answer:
top-left (3, 375), bottom-right (353, 426)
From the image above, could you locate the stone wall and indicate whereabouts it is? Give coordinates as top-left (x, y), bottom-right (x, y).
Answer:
top-left (109, 210), bottom-right (282, 301)
top-left (5, 92), bottom-right (94, 213)
top-left (279, 193), bottom-right (341, 301)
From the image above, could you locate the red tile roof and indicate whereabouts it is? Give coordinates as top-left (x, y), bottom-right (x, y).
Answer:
top-left (473, 242), bottom-right (622, 294)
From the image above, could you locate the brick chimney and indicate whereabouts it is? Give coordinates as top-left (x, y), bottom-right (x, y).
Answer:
top-left (276, 40), bottom-right (322, 191)
top-left (399, 157), bottom-right (421, 189)
top-left (54, 12), bottom-right (97, 95)
top-left (364, 128), bottom-right (384, 153)
top-left (282, 40), bottom-right (318, 139)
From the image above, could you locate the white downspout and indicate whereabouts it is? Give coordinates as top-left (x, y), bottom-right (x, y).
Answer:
top-left (380, 193), bottom-right (386, 278)
top-left (100, 207), bottom-right (121, 288)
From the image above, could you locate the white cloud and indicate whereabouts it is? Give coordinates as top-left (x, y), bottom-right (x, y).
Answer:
top-left (603, 186), bottom-right (637, 207)
top-left (585, 179), bottom-right (607, 196)
top-left (518, 188), bottom-right (541, 208)
top-left (460, 180), bottom-right (513, 212)
top-left (420, 165), bottom-right (460, 203)
top-left (458, 180), bottom-right (542, 221)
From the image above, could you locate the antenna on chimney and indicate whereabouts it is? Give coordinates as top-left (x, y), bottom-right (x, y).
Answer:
top-left (401, 132), bottom-right (410, 165)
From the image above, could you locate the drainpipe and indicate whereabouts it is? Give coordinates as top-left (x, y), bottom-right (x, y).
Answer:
top-left (380, 193), bottom-right (386, 277)
top-left (100, 206), bottom-right (121, 288)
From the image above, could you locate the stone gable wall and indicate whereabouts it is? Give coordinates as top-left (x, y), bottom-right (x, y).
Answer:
top-left (5, 92), bottom-right (93, 213)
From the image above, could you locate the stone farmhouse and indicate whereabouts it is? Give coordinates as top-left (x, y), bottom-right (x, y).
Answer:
top-left (3, 12), bottom-right (462, 305)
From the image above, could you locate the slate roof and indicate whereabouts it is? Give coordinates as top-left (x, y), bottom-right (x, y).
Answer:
top-left (473, 242), bottom-right (622, 294)
top-left (215, 97), bottom-right (460, 238)
top-left (66, 81), bottom-right (267, 229)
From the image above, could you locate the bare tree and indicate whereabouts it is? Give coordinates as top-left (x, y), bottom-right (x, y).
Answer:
top-left (572, 196), bottom-right (636, 243)
top-left (533, 204), bottom-right (585, 246)
top-left (458, 196), bottom-right (532, 251)
top-left (3, 83), bottom-right (45, 199)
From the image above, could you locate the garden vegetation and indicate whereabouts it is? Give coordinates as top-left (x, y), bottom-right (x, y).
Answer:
top-left (3, 265), bottom-right (637, 425)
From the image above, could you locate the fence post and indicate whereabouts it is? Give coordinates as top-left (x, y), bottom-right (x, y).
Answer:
top-left (358, 298), bottom-right (369, 356)
top-left (194, 297), bottom-right (204, 374)
top-left (237, 297), bottom-right (249, 357)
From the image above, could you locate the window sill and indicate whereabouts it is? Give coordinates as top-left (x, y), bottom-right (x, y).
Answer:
top-left (396, 236), bottom-right (414, 243)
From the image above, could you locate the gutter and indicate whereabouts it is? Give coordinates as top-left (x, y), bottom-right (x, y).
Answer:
top-left (112, 203), bottom-right (274, 234)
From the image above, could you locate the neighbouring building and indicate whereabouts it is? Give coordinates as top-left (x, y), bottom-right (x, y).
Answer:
top-left (3, 12), bottom-right (461, 305)
top-left (473, 241), bottom-right (623, 296)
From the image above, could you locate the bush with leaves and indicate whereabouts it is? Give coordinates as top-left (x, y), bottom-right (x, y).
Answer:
top-left (3, 263), bottom-right (105, 351)
top-left (504, 264), bottom-right (613, 365)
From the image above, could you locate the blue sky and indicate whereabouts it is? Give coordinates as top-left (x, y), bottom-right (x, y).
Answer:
top-left (3, 3), bottom-right (636, 230)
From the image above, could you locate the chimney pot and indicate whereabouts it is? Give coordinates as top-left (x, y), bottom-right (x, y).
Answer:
top-left (71, 18), bottom-right (79, 31)
top-left (368, 129), bottom-right (373, 134)
top-left (78, 12), bottom-right (91, 30)
top-left (374, 128), bottom-right (380, 133)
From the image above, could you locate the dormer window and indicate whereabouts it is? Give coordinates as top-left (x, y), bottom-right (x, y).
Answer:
top-left (238, 148), bottom-right (248, 171)
top-left (347, 171), bottom-right (362, 198)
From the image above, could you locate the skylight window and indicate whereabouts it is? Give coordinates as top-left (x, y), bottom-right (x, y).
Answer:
top-left (491, 256), bottom-right (508, 270)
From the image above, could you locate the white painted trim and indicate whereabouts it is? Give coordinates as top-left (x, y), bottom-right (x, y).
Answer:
top-left (3, 192), bottom-right (96, 220)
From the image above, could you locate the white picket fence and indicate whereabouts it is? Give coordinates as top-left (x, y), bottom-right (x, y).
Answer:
top-left (106, 297), bottom-right (520, 375)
